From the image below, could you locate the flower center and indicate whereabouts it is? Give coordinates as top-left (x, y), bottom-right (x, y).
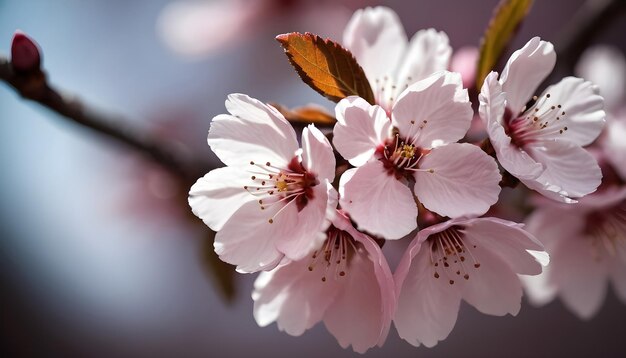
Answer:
top-left (428, 226), bottom-right (480, 285)
top-left (505, 93), bottom-right (568, 147)
top-left (243, 157), bottom-right (318, 223)
top-left (307, 226), bottom-right (357, 282)
top-left (585, 200), bottom-right (626, 260)
top-left (376, 132), bottom-right (432, 180)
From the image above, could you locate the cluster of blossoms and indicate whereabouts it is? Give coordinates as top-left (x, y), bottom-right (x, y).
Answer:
top-left (188, 6), bottom-right (619, 353)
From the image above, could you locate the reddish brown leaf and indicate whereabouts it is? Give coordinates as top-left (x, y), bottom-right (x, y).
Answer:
top-left (276, 32), bottom-right (375, 105)
top-left (270, 103), bottom-right (336, 126)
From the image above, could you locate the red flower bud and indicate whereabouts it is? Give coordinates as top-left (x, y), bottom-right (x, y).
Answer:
top-left (11, 30), bottom-right (41, 73)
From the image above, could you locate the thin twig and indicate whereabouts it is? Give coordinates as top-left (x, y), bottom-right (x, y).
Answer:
top-left (0, 55), bottom-right (205, 180)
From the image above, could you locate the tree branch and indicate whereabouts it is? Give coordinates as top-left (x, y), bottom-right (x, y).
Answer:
top-left (0, 55), bottom-right (206, 180)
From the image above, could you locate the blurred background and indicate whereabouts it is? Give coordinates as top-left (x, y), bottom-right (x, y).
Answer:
top-left (1, 0), bottom-right (625, 356)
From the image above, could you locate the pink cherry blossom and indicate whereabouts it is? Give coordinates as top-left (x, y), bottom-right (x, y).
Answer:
top-left (394, 217), bottom-right (548, 347)
top-left (523, 187), bottom-right (626, 319)
top-left (189, 94), bottom-right (336, 273)
top-left (252, 210), bottom-right (395, 353)
top-left (343, 6), bottom-right (452, 112)
top-left (334, 71), bottom-right (501, 240)
top-left (479, 37), bottom-right (606, 203)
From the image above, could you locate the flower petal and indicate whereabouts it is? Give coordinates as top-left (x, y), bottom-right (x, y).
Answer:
top-left (394, 238), bottom-right (462, 348)
top-left (323, 234), bottom-right (395, 353)
top-left (392, 71), bottom-right (472, 148)
top-left (462, 217), bottom-right (546, 275)
top-left (604, 117), bottom-right (626, 180)
top-left (522, 140), bottom-right (602, 202)
top-left (301, 125), bottom-right (335, 181)
top-left (414, 143), bottom-right (501, 218)
top-left (500, 37), bottom-right (556, 115)
top-left (339, 160), bottom-right (417, 240)
top-left (480, 71), bottom-right (544, 179)
top-left (395, 28), bottom-right (452, 89)
top-left (209, 94), bottom-right (298, 168)
top-left (575, 45), bottom-right (626, 111)
top-left (536, 76), bottom-right (605, 146)
top-left (275, 183), bottom-right (332, 261)
top-left (214, 200), bottom-right (290, 273)
top-left (252, 258), bottom-right (342, 336)
top-left (610, 258), bottom-right (626, 303)
top-left (333, 97), bottom-right (391, 167)
top-left (549, 237), bottom-right (609, 319)
top-left (343, 6), bottom-right (407, 91)
top-left (188, 167), bottom-right (256, 231)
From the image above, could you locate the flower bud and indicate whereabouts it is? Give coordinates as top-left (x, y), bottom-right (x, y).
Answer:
top-left (11, 30), bottom-right (41, 73)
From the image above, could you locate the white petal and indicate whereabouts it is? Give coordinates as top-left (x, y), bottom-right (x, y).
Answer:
top-left (394, 239), bottom-right (462, 348)
top-left (500, 37), bottom-right (556, 114)
top-left (252, 258), bottom-right (341, 335)
top-left (301, 125), bottom-right (335, 181)
top-left (575, 45), bottom-right (626, 111)
top-left (414, 143), bottom-right (501, 218)
top-left (392, 71), bottom-right (472, 148)
top-left (209, 94), bottom-right (298, 168)
top-left (324, 237), bottom-right (394, 353)
top-left (462, 217), bottom-right (546, 275)
top-left (276, 183), bottom-right (330, 261)
top-left (395, 28), bottom-right (452, 87)
top-left (214, 200), bottom-right (290, 273)
top-left (537, 76), bottom-right (605, 146)
top-left (333, 97), bottom-right (391, 167)
top-left (549, 237), bottom-right (608, 319)
top-left (188, 167), bottom-right (256, 231)
top-left (339, 161), bottom-right (417, 240)
top-left (523, 140), bottom-right (602, 202)
top-left (343, 6), bottom-right (407, 92)
top-left (480, 72), bottom-right (544, 179)
top-left (521, 270), bottom-right (558, 307)
top-left (461, 243), bottom-right (523, 316)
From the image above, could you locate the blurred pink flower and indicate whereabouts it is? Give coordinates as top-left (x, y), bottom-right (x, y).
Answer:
top-left (343, 6), bottom-right (452, 113)
top-left (334, 71), bottom-right (501, 240)
top-left (450, 46), bottom-right (479, 89)
top-left (189, 94), bottom-right (336, 272)
top-left (523, 188), bottom-right (626, 319)
top-left (252, 210), bottom-right (395, 353)
top-left (394, 217), bottom-right (548, 347)
top-left (479, 37), bottom-right (605, 203)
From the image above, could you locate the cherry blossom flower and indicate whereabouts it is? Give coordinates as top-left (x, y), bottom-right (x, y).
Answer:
top-left (523, 187), bottom-right (626, 319)
top-left (252, 210), bottom-right (395, 353)
top-left (189, 94), bottom-right (336, 273)
top-left (479, 37), bottom-right (605, 203)
top-left (334, 71), bottom-right (501, 240)
top-left (343, 6), bottom-right (452, 112)
top-left (394, 217), bottom-right (548, 347)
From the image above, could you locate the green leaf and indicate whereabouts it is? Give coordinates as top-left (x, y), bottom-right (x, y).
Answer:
top-left (476, 0), bottom-right (534, 90)
top-left (276, 32), bottom-right (375, 105)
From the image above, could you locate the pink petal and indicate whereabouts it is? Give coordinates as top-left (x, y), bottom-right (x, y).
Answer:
top-left (549, 237), bottom-right (609, 319)
top-left (523, 140), bottom-right (602, 202)
top-left (188, 167), bottom-right (256, 231)
top-left (500, 37), bottom-right (556, 115)
top-left (339, 161), bottom-right (417, 240)
top-left (414, 143), bottom-right (501, 218)
top-left (214, 200), bottom-right (290, 273)
top-left (209, 94), bottom-right (298, 168)
top-left (276, 183), bottom-right (332, 261)
top-left (536, 77), bottom-right (605, 146)
top-left (480, 72), bottom-right (544, 180)
top-left (451, 46), bottom-right (478, 88)
top-left (610, 258), bottom-right (626, 303)
top-left (301, 125), bottom-right (335, 181)
top-left (252, 257), bottom-right (341, 336)
top-left (333, 97), bottom-right (391, 167)
top-left (394, 238), bottom-right (462, 348)
top-left (392, 71), bottom-right (472, 148)
top-left (521, 270), bottom-right (558, 307)
top-left (323, 233), bottom-right (395, 353)
top-left (343, 6), bottom-right (407, 94)
top-left (462, 217), bottom-right (546, 275)
top-left (575, 45), bottom-right (626, 111)
top-left (461, 243), bottom-right (524, 316)
top-left (395, 28), bottom-right (452, 89)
